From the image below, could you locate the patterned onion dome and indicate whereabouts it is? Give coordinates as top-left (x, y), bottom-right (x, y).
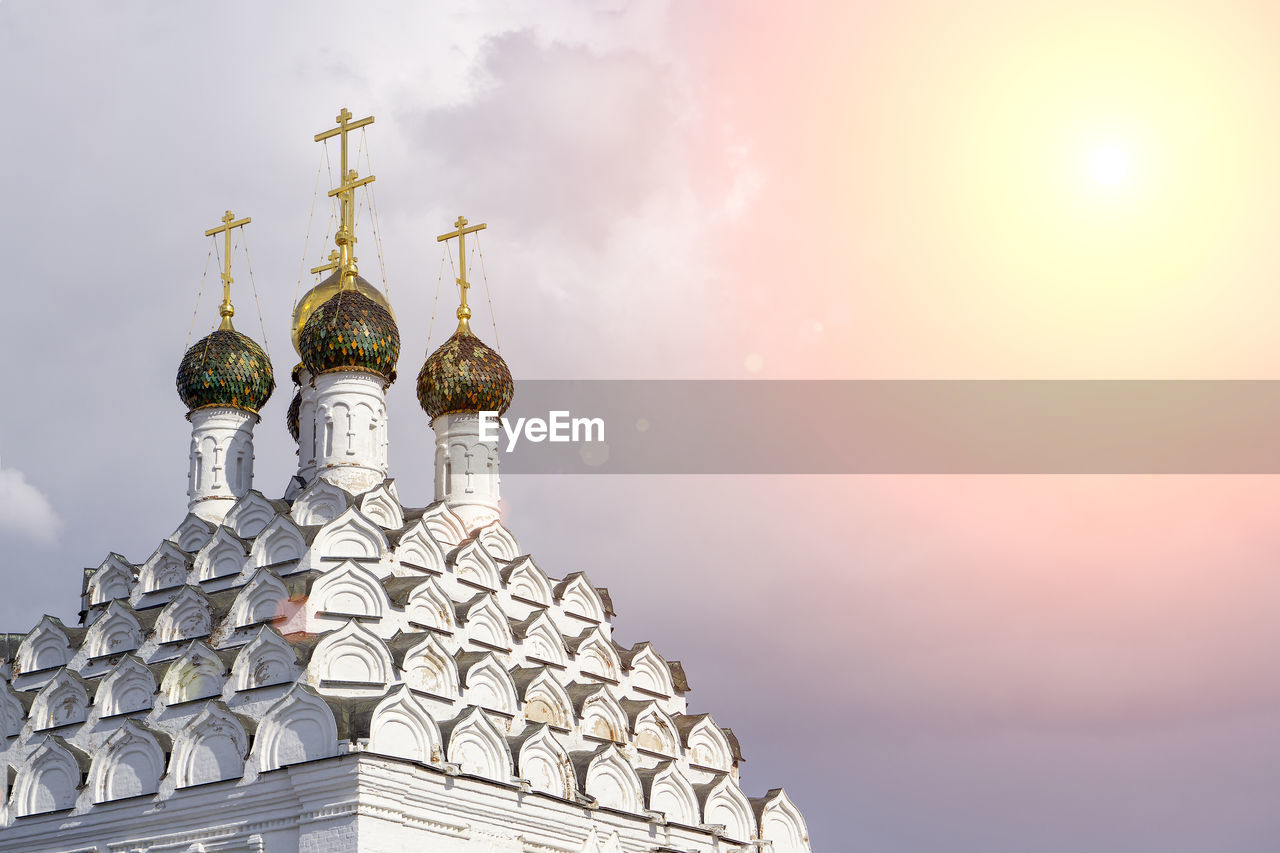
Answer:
top-left (286, 388), bottom-right (301, 442)
top-left (291, 270), bottom-right (394, 356)
top-left (417, 327), bottom-right (514, 419)
top-left (298, 289), bottom-right (400, 380)
top-left (176, 328), bottom-right (275, 414)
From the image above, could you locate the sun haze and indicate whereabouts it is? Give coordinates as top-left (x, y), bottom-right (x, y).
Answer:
top-left (1087, 144), bottom-right (1130, 186)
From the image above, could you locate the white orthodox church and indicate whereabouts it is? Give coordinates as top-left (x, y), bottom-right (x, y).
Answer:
top-left (0, 110), bottom-right (811, 853)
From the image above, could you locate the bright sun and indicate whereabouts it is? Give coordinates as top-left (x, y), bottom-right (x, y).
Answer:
top-left (1087, 144), bottom-right (1130, 186)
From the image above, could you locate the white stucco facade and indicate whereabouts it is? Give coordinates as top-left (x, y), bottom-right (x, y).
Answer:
top-left (0, 753), bottom-right (801, 853)
top-left (311, 370), bottom-right (391, 495)
top-left (296, 366), bottom-right (319, 486)
top-left (0, 477), bottom-right (811, 852)
top-left (433, 411), bottom-right (502, 530)
top-left (187, 406), bottom-right (259, 523)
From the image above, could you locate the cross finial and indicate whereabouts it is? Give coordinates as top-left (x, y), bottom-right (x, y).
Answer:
top-left (436, 215), bottom-right (487, 334)
top-left (309, 248), bottom-right (342, 276)
top-left (204, 210), bottom-right (251, 331)
top-left (315, 107), bottom-right (375, 290)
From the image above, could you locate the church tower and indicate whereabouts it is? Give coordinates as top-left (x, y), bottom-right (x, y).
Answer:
top-left (418, 215), bottom-right (514, 530)
top-left (175, 210), bottom-right (275, 523)
top-left (291, 109), bottom-right (400, 496)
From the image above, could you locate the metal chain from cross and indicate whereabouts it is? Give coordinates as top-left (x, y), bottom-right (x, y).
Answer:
top-left (204, 210), bottom-right (251, 331)
top-left (436, 215), bottom-right (487, 334)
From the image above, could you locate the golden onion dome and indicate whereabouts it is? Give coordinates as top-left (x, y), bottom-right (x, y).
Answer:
top-left (291, 269), bottom-right (395, 355)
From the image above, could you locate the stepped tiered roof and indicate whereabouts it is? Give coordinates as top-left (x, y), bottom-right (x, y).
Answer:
top-left (0, 483), bottom-right (810, 851)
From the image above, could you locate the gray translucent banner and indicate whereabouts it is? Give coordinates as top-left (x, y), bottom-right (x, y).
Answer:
top-left (491, 381), bottom-right (1280, 474)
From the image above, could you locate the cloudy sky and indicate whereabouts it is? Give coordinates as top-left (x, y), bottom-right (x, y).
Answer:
top-left (6, 1), bottom-right (1280, 850)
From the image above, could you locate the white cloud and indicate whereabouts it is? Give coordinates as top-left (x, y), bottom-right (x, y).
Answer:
top-left (0, 464), bottom-right (61, 546)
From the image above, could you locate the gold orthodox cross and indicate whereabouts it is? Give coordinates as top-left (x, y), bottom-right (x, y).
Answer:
top-left (329, 168), bottom-right (376, 202)
top-left (436, 215), bottom-right (487, 333)
top-left (204, 210), bottom-right (251, 330)
top-left (315, 108), bottom-right (375, 289)
top-left (314, 107), bottom-right (374, 187)
top-left (310, 249), bottom-right (341, 276)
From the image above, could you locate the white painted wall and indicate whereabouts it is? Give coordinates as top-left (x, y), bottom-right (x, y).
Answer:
top-left (297, 365), bottom-right (318, 485)
top-left (432, 412), bottom-right (501, 531)
top-left (187, 407), bottom-right (258, 523)
top-left (311, 371), bottom-right (390, 495)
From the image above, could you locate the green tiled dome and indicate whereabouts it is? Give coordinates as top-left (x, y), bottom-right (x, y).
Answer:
top-left (417, 328), bottom-right (514, 419)
top-left (176, 329), bottom-right (275, 414)
top-left (299, 290), bottom-right (400, 381)
top-left (286, 388), bottom-right (301, 442)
